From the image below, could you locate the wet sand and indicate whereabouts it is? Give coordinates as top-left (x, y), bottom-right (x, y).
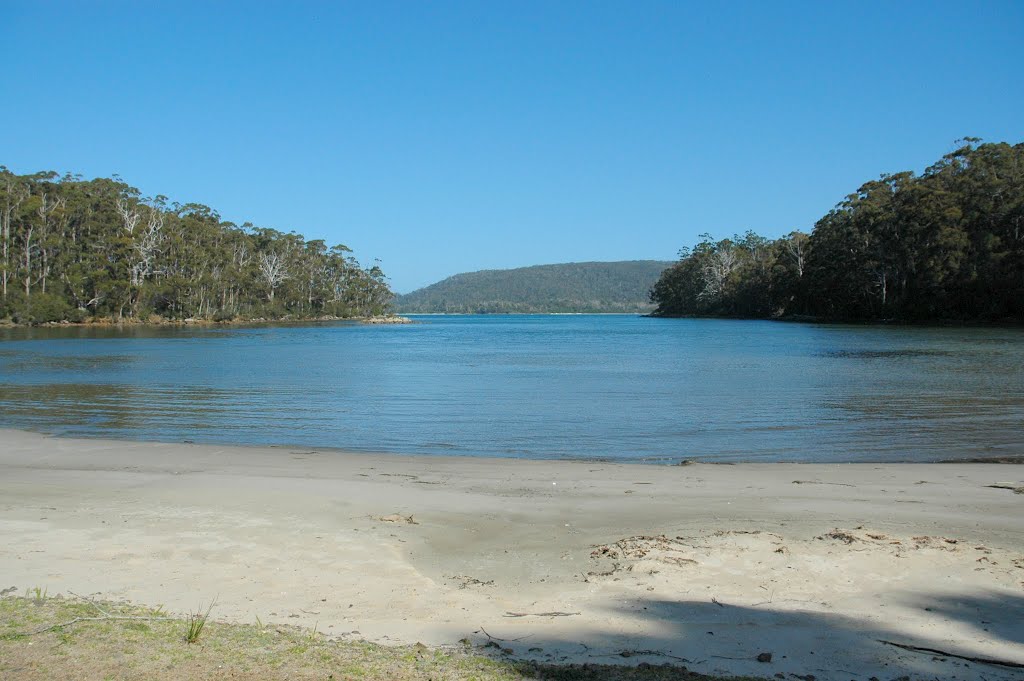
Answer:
top-left (0, 429), bottom-right (1021, 680)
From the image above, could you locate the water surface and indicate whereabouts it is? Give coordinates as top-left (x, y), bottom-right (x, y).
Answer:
top-left (1, 316), bottom-right (1021, 463)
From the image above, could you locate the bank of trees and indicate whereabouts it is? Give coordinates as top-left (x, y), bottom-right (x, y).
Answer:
top-left (651, 140), bottom-right (1024, 321)
top-left (397, 261), bottom-right (671, 313)
top-left (0, 168), bottom-right (393, 324)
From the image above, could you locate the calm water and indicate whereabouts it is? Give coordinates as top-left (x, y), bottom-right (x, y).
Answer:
top-left (0, 315), bottom-right (1022, 463)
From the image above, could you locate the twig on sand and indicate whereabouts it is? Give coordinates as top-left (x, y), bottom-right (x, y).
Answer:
top-left (985, 484), bottom-right (1024, 494)
top-left (600, 649), bottom-right (691, 662)
top-left (792, 480), bottom-right (855, 487)
top-left (478, 626), bottom-right (532, 642)
top-left (877, 640), bottom-right (1024, 669)
top-left (711, 597), bottom-right (725, 607)
top-left (504, 611), bottom-right (580, 618)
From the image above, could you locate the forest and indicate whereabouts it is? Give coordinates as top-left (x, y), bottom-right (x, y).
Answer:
top-left (651, 140), bottom-right (1024, 322)
top-left (0, 168), bottom-right (393, 324)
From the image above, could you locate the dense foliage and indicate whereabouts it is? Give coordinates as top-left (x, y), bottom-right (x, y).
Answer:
top-left (396, 261), bottom-right (673, 313)
top-left (0, 167), bottom-right (393, 324)
top-left (651, 140), bottom-right (1024, 321)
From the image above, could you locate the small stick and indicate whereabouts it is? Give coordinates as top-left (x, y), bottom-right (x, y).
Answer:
top-left (68, 591), bottom-right (113, 618)
top-left (478, 626), bottom-right (531, 642)
top-left (504, 611), bottom-right (580, 618)
top-left (28, 614), bottom-right (175, 636)
top-left (877, 640), bottom-right (1024, 669)
top-left (596, 649), bottom-right (691, 662)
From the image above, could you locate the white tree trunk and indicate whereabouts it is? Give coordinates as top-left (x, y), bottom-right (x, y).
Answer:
top-left (258, 252), bottom-right (288, 301)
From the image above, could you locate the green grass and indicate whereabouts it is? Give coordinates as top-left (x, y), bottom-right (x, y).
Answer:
top-left (0, 594), bottom-right (765, 680)
top-left (184, 599), bottom-right (215, 644)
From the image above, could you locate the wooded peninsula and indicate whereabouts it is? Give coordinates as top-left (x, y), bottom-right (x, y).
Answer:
top-left (396, 260), bottom-right (671, 314)
top-left (0, 169), bottom-right (393, 325)
top-left (651, 140), bottom-right (1023, 322)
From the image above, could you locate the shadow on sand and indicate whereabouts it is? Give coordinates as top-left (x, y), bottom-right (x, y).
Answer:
top-left (489, 590), bottom-right (1024, 681)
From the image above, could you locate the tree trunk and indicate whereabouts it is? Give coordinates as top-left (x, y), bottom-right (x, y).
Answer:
top-left (23, 225), bottom-right (32, 299)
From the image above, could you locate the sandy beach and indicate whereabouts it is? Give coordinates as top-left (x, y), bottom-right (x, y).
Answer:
top-left (0, 428), bottom-right (1021, 680)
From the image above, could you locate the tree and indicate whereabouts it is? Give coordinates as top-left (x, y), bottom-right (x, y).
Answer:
top-left (0, 165), bottom-right (394, 324)
top-left (0, 170), bottom-right (28, 301)
top-left (652, 140), bottom-right (1024, 321)
top-left (257, 252), bottom-right (288, 302)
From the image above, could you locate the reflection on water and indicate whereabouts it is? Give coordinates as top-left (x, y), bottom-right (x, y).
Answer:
top-left (822, 349), bottom-right (955, 358)
top-left (4, 354), bottom-right (137, 372)
top-left (0, 316), bottom-right (1021, 463)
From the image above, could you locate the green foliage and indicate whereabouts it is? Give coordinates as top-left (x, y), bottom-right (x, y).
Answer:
top-left (651, 140), bottom-right (1024, 322)
top-left (0, 166), bottom-right (393, 325)
top-left (396, 261), bottom-right (673, 314)
top-left (17, 292), bottom-right (72, 324)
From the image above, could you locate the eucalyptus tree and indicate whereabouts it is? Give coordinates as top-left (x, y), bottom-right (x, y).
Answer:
top-left (0, 169), bottom-right (29, 301)
top-left (258, 251), bottom-right (288, 302)
top-left (0, 165), bottom-right (394, 323)
top-left (651, 140), bottom-right (1024, 321)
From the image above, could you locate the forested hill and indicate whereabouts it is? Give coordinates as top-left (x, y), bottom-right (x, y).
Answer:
top-left (396, 261), bottom-right (673, 313)
top-left (0, 167), bottom-right (393, 324)
top-left (651, 140), bottom-right (1024, 322)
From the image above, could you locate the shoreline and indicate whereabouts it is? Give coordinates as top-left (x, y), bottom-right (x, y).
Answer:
top-left (1, 428), bottom-right (1022, 680)
top-left (646, 311), bottom-right (1024, 328)
top-left (0, 314), bottom-right (413, 329)
top-left (4, 425), bottom-right (1023, 466)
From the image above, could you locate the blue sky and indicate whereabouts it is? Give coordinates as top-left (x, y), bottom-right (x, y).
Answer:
top-left (2, 2), bottom-right (1022, 293)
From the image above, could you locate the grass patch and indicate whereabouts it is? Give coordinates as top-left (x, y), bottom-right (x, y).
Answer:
top-left (184, 599), bottom-right (215, 644)
top-left (0, 594), bottom-right (761, 680)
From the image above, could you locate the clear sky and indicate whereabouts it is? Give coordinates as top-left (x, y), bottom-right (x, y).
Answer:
top-left (2, 1), bottom-right (1022, 293)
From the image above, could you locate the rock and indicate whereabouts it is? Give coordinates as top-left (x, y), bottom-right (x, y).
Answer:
top-left (757, 652), bottom-right (773, 663)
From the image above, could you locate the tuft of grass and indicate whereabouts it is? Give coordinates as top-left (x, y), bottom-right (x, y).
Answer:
top-left (184, 599), bottom-right (215, 644)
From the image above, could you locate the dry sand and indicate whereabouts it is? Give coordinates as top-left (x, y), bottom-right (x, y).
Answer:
top-left (0, 428), bottom-right (1021, 680)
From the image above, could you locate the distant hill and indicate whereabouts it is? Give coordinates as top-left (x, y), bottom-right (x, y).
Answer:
top-left (395, 261), bottom-right (673, 314)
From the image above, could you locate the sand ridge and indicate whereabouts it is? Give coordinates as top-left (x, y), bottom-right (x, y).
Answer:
top-left (0, 429), bottom-right (1022, 680)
